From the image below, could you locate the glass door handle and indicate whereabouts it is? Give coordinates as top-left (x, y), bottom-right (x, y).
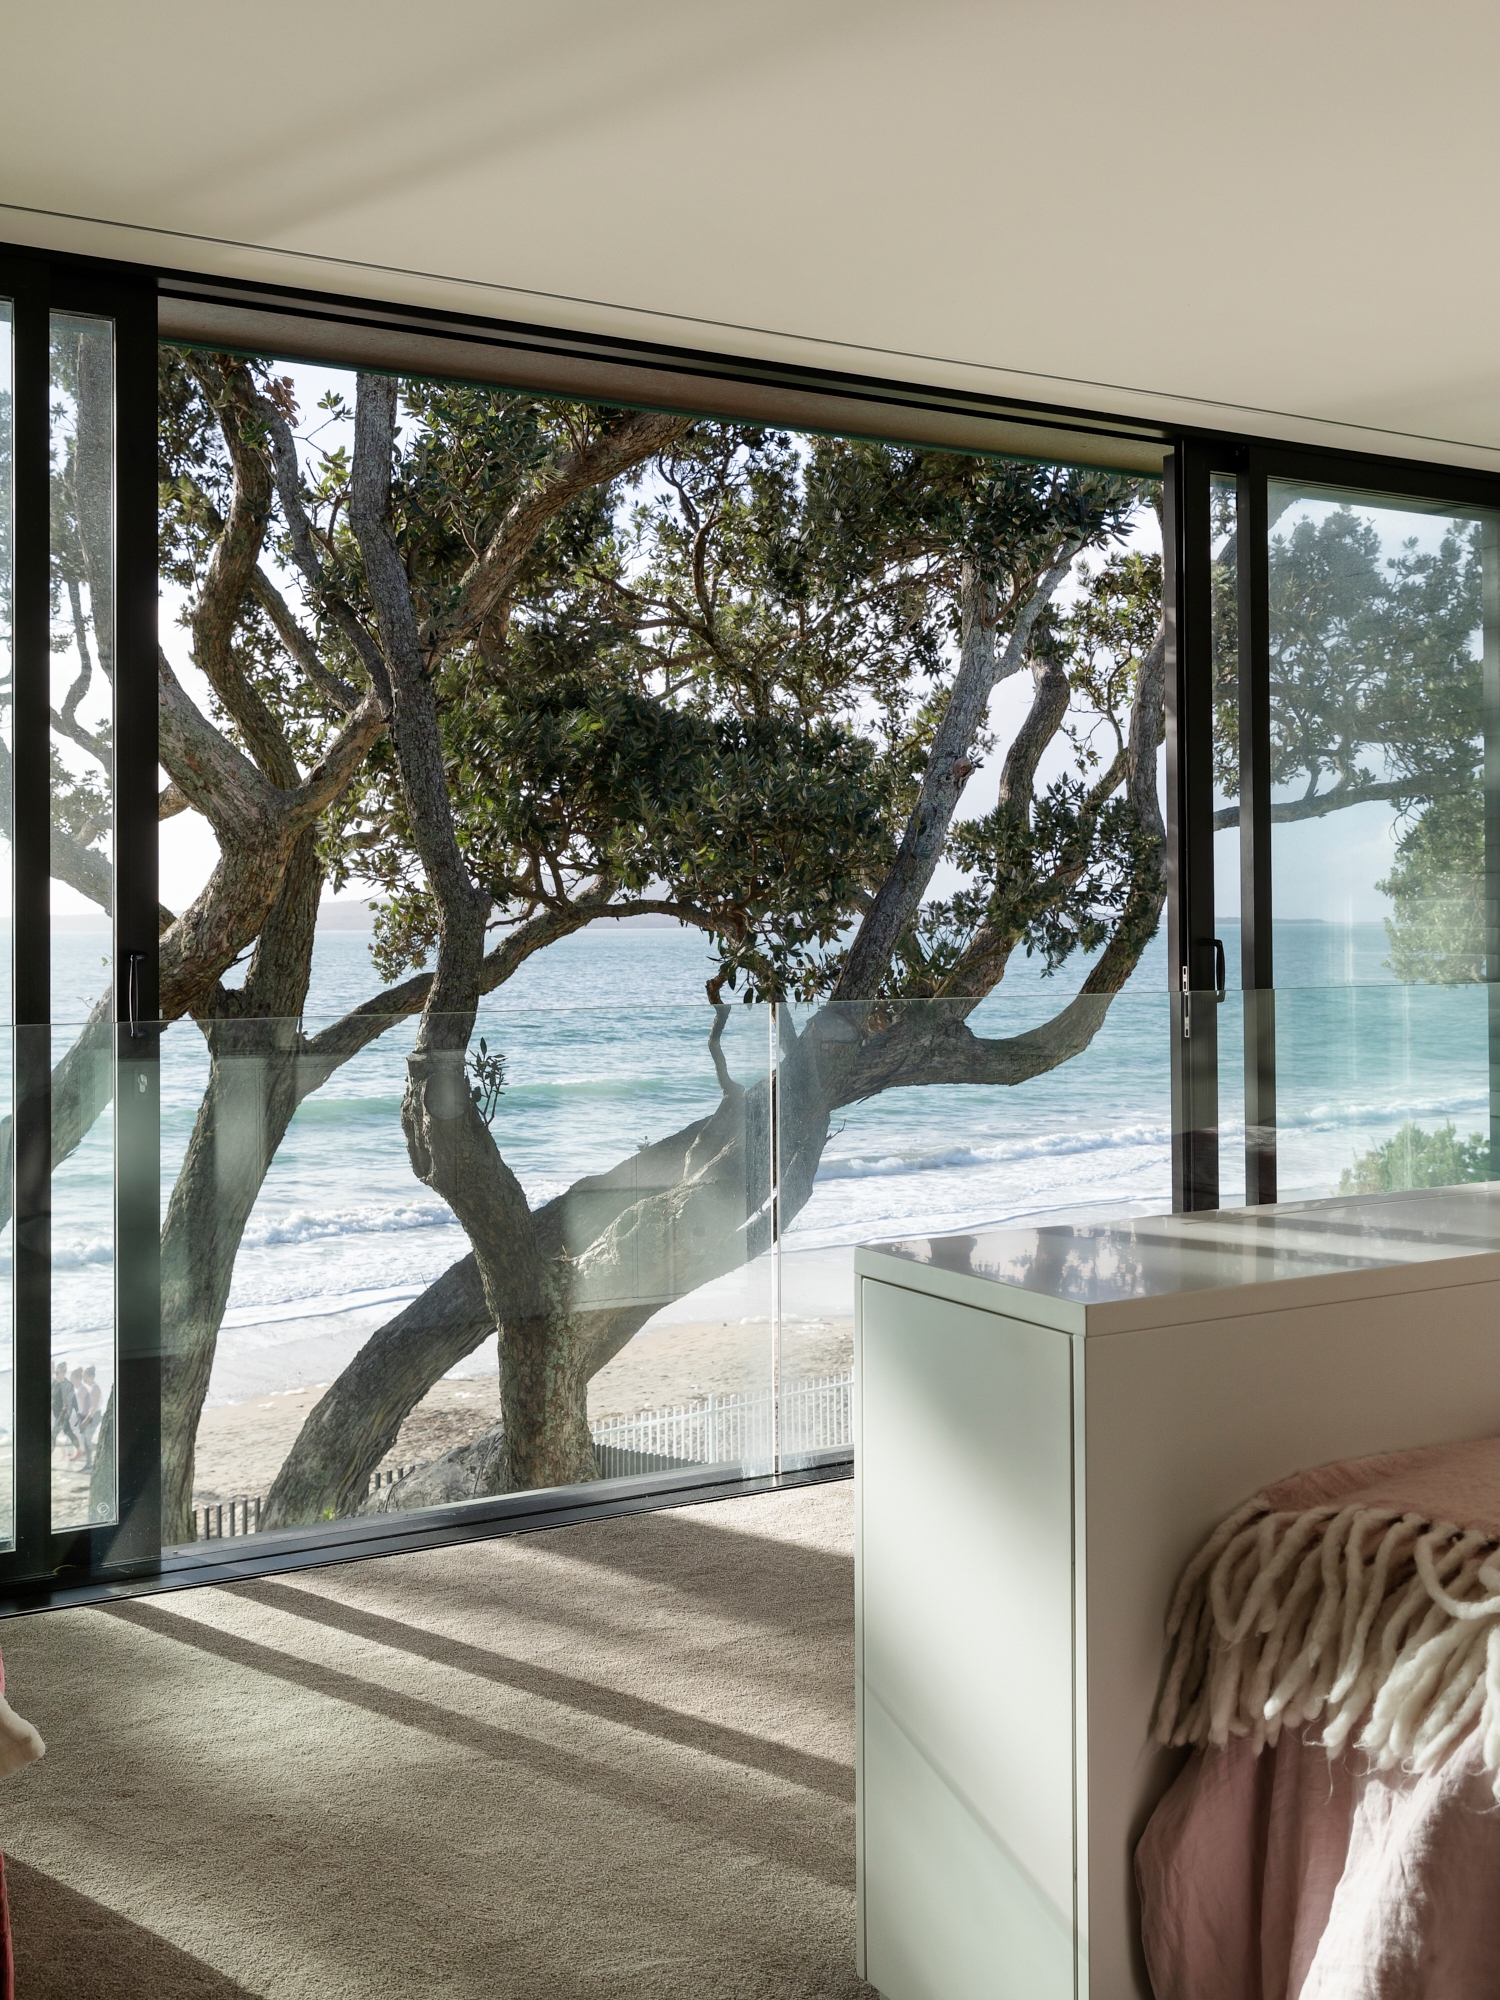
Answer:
top-left (125, 951), bottom-right (145, 1039)
top-left (1214, 938), bottom-right (1226, 1003)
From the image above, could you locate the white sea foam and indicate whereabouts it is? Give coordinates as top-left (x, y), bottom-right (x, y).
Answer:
top-left (1274, 1091), bottom-right (1489, 1134)
top-left (51, 1235), bottom-right (114, 1270)
top-left (239, 1200), bottom-right (455, 1249)
top-left (814, 1123), bottom-right (1173, 1181)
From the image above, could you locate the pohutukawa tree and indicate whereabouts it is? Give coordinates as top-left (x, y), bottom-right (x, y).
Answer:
top-left (1210, 492), bottom-right (1489, 979)
top-left (45, 348), bottom-right (1177, 1539)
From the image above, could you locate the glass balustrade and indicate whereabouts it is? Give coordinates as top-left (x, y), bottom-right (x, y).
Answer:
top-left (35, 957), bottom-right (1484, 1554)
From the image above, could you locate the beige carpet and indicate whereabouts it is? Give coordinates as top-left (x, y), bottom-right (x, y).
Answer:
top-left (0, 1480), bottom-right (872, 2000)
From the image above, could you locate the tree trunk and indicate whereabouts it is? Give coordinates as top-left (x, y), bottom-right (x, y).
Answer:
top-left (159, 831), bottom-right (322, 1540)
top-left (259, 1256), bottom-right (494, 1526)
top-left (263, 1037), bottom-right (792, 1526)
top-left (159, 1014), bottom-right (307, 1538)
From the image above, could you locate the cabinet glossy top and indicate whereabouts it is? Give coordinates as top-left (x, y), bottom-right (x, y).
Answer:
top-left (861, 1185), bottom-right (1500, 1314)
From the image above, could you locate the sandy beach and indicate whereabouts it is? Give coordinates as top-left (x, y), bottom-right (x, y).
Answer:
top-left (189, 1313), bottom-right (853, 1508)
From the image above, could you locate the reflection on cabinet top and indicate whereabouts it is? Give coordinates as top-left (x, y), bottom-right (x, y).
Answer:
top-left (854, 1185), bottom-right (1500, 1336)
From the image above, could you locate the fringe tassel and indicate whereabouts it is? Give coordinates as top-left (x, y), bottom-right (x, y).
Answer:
top-left (1154, 1499), bottom-right (1500, 1795)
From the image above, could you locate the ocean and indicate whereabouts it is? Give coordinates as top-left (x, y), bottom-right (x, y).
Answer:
top-left (38, 917), bottom-right (1493, 1409)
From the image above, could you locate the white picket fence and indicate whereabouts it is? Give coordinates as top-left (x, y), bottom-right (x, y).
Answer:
top-left (195, 1371), bottom-right (855, 1539)
top-left (590, 1370), bottom-right (853, 1475)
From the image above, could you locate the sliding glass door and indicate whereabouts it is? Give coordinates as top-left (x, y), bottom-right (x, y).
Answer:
top-left (2, 243), bottom-right (1500, 1593)
top-left (0, 259), bottom-right (157, 1590)
top-left (1171, 444), bottom-right (1500, 1211)
top-left (49, 309), bottom-right (118, 1532)
top-left (1264, 478), bottom-right (1498, 1201)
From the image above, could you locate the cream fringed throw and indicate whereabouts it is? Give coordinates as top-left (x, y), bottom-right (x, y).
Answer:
top-left (1152, 1435), bottom-right (1500, 1797)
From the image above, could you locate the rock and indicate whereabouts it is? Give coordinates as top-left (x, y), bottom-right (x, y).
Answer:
top-left (358, 1420), bottom-right (508, 1514)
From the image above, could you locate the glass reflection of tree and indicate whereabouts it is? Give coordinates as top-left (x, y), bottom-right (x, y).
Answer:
top-left (49, 322), bottom-right (117, 1527)
top-left (50, 320), bottom-right (115, 942)
top-left (1214, 501), bottom-right (1486, 982)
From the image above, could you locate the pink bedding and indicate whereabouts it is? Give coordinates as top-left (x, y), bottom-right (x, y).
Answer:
top-left (0, 1650), bottom-right (12, 2000)
top-left (1138, 1727), bottom-right (1500, 1999)
top-left (1138, 1436), bottom-right (1500, 1999)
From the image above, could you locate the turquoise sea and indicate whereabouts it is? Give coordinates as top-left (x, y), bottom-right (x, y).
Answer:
top-left (39, 918), bottom-right (1492, 1405)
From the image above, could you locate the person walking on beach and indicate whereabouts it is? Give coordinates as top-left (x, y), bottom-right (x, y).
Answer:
top-left (49, 1364), bottom-right (75, 1455)
top-left (75, 1367), bottom-right (102, 1471)
top-left (66, 1368), bottom-right (88, 1463)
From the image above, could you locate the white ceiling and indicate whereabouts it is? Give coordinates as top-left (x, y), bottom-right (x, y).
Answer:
top-left (4, 1), bottom-right (1499, 469)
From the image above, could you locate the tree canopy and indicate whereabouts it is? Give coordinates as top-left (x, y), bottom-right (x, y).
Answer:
top-left (1212, 494), bottom-right (1488, 981)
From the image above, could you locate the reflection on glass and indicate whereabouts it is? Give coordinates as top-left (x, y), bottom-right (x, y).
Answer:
top-left (1272, 982), bottom-right (1489, 1200)
top-left (50, 313), bottom-right (115, 1532)
top-left (1268, 482), bottom-right (1493, 969)
top-left (158, 1002), bottom-right (775, 1549)
top-left (777, 982), bottom-right (1493, 1354)
top-left (0, 304), bottom-right (12, 1548)
top-left (1211, 471), bottom-right (1241, 914)
top-left (777, 981), bottom-right (1175, 1467)
top-left (144, 954), bottom-right (1500, 1547)
top-left (146, 347), bottom-right (1173, 1560)
top-left (1265, 480), bottom-right (1500, 1203)
top-left (1209, 472), bottom-right (1247, 1205)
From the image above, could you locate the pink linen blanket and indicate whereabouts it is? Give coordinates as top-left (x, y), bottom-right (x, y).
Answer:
top-left (1138, 1436), bottom-right (1500, 1999)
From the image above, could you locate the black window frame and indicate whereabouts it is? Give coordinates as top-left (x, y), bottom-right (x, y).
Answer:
top-left (1165, 440), bottom-right (1500, 1212)
top-left (2, 239), bottom-right (1499, 1605)
top-left (0, 247), bottom-right (159, 1596)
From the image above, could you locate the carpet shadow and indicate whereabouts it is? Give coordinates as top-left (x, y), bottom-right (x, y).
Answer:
top-left (100, 1599), bottom-right (850, 1891)
top-left (483, 1505), bottom-right (855, 1635)
top-left (230, 1577), bottom-right (853, 1801)
top-left (6, 1856), bottom-right (259, 1999)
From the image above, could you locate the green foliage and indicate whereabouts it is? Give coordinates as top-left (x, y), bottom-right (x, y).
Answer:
top-left (444, 676), bottom-right (895, 999)
top-left (465, 1037), bottom-right (507, 1125)
top-left (48, 322), bottom-right (118, 916)
top-left (1210, 497), bottom-right (1482, 820)
top-left (1266, 506), bottom-right (1480, 802)
top-left (875, 548), bottom-right (1164, 999)
top-left (1339, 1119), bottom-right (1491, 1195)
top-left (1207, 492), bottom-right (1488, 986)
top-left (1208, 479), bottom-right (1239, 791)
top-left (158, 345), bottom-right (234, 589)
top-left (48, 746), bottom-right (109, 846)
top-left (320, 397), bottom-right (1150, 999)
top-left (1062, 550), bottom-right (1163, 768)
top-left (158, 350), bottom-right (359, 777)
top-left (1377, 786), bottom-right (1485, 982)
top-left (158, 355), bottom-right (1162, 1008)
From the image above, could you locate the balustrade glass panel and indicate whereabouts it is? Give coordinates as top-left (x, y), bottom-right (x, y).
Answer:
top-left (158, 983), bottom-right (774, 1551)
top-left (148, 341), bottom-right (1172, 1556)
top-left (1265, 480), bottom-right (1500, 1199)
top-left (778, 983), bottom-right (1173, 1469)
top-left (1211, 470), bottom-right (1247, 1205)
top-left (50, 312), bottom-right (115, 1531)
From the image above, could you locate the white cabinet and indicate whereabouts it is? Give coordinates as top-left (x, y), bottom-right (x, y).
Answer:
top-left (853, 1189), bottom-right (1500, 2000)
